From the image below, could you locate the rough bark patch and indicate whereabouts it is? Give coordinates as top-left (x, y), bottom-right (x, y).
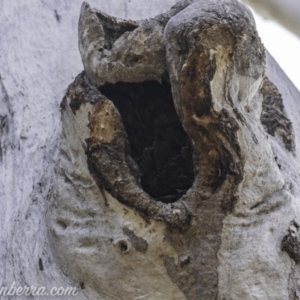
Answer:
top-left (282, 223), bottom-right (300, 264)
top-left (261, 77), bottom-right (295, 152)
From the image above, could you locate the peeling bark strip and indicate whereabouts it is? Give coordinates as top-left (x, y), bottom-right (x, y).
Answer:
top-left (48, 0), bottom-right (299, 299)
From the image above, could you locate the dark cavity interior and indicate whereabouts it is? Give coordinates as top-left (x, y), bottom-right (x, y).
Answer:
top-left (96, 13), bottom-right (138, 50)
top-left (99, 80), bottom-right (195, 203)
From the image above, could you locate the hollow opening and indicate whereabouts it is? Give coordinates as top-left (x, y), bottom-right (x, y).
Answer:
top-left (119, 241), bottom-right (129, 253)
top-left (99, 79), bottom-right (195, 203)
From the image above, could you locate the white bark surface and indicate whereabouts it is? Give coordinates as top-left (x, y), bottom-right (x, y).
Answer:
top-left (0, 1), bottom-right (177, 299)
top-left (242, 0), bottom-right (300, 38)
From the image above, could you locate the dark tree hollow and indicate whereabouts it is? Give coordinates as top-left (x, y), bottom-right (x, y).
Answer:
top-left (99, 80), bottom-right (195, 203)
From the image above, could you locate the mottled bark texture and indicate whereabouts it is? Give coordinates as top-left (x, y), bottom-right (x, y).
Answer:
top-left (47, 0), bottom-right (300, 299)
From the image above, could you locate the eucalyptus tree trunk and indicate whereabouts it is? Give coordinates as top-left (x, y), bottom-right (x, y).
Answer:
top-left (1, 0), bottom-right (300, 300)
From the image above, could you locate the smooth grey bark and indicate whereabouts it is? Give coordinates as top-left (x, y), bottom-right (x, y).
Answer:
top-left (1, 0), bottom-right (300, 300)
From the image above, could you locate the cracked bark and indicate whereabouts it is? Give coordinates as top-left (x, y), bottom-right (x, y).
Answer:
top-left (2, 0), bottom-right (299, 300)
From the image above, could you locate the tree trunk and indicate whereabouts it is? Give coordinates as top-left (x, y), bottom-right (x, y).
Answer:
top-left (1, 0), bottom-right (300, 299)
